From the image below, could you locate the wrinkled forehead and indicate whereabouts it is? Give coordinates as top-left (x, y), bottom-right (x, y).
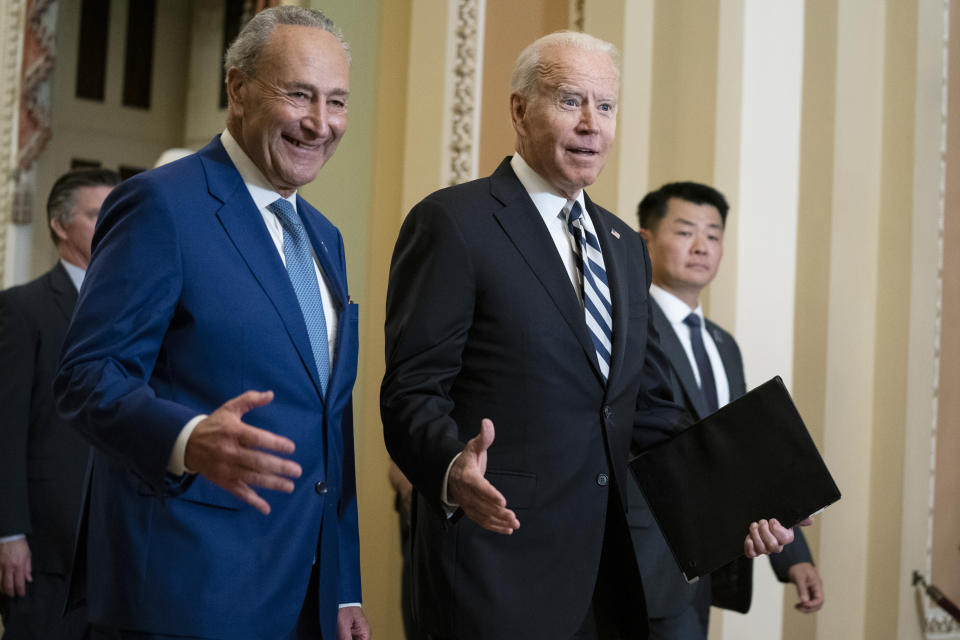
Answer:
top-left (535, 45), bottom-right (619, 94)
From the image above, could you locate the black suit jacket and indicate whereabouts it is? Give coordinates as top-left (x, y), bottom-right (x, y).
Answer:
top-left (626, 297), bottom-right (813, 616)
top-left (0, 263), bottom-right (90, 575)
top-left (382, 159), bottom-right (691, 640)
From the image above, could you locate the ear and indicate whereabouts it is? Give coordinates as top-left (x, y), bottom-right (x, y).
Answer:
top-left (50, 218), bottom-right (68, 243)
top-left (510, 93), bottom-right (527, 136)
top-left (225, 68), bottom-right (247, 119)
top-left (638, 227), bottom-right (652, 245)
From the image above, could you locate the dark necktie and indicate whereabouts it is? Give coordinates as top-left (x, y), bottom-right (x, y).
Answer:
top-left (268, 198), bottom-right (330, 395)
top-left (683, 313), bottom-right (718, 414)
top-left (566, 201), bottom-right (612, 381)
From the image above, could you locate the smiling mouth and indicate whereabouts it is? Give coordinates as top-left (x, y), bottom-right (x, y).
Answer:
top-left (568, 147), bottom-right (598, 156)
top-left (283, 135), bottom-right (317, 150)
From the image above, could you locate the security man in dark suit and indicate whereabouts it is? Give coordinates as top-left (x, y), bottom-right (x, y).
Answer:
top-left (631, 181), bottom-right (824, 639)
top-left (0, 168), bottom-right (118, 638)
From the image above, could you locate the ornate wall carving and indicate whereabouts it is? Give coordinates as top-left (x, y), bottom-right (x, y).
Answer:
top-left (921, 1), bottom-right (960, 636)
top-left (1, 0), bottom-right (28, 283)
top-left (445, 0), bottom-right (484, 186)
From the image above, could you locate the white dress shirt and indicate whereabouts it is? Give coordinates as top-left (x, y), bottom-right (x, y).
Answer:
top-left (60, 258), bottom-right (85, 292)
top-left (649, 284), bottom-right (730, 409)
top-left (167, 130), bottom-right (340, 475)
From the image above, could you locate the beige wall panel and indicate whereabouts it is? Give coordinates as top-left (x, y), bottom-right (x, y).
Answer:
top-left (647, 0), bottom-right (720, 191)
top-left (864, 1), bottom-right (918, 638)
top-left (816, 1), bottom-right (886, 639)
top-left (715, 1), bottom-right (805, 637)
top-left (708, 0), bottom-right (744, 330)
top-left (933, 0), bottom-right (960, 607)
top-left (354, 1), bottom-right (413, 635)
top-left (478, 0), bottom-right (568, 178)
top-left (898, 0), bottom-right (949, 636)
top-left (401, 0), bottom-right (449, 212)
top-left (785, 0), bottom-right (836, 636)
top-left (184, 0), bottom-right (230, 149)
top-left (614, 0), bottom-right (654, 229)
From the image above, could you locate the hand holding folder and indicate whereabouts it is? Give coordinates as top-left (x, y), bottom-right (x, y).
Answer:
top-left (630, 376), bottom-right (841, 582)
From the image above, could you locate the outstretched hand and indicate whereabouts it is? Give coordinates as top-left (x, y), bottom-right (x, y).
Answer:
top-left (447, 419), bottom-right (520, 535)
top-left (184, 390), bottom-right (302, 515)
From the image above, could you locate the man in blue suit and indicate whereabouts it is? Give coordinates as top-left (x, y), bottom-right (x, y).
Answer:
top-left (55, 7), bottom-right (368, 639)
top-left (631, 181), bottom-right (824, 638)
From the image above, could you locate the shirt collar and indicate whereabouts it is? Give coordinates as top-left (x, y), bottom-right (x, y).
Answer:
top-left (510, 152), bottom-right (586, 221)
top-left (650, 283), bottom-right (703, 325)
top-left (60, 258), bottom-right (85, 292)
top-left (220, 129), bottom-right (298, 212)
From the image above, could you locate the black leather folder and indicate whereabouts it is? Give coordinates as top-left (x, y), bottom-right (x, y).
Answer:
top-left (629, 376), bottom-right (841, 582)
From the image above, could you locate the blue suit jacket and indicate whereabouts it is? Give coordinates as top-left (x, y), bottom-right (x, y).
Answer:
top-left (55, 137), bottom-right (361, 639)
top-left (627, 298), bottom-right (812, 617)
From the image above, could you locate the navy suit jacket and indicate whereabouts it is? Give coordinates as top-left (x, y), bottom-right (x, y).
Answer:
top-left (382, 159), bottom-right (691, 640)
top-left (55, 137), bottom-right (361, 639)
top-left (627, 297), bottom-right (812, 617)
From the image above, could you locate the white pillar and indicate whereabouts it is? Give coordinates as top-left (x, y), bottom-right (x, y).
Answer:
top-left (712, 0), bottom-right (805, 637)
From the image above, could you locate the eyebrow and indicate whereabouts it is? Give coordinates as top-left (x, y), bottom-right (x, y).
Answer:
top-left (284, 82), bottom-right (350, 99)
top-left (674, 217), bottom-right (723, 230)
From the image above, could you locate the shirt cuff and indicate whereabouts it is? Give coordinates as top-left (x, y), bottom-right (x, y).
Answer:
top-left (167, 415), bottom-right (207, 475)
top-left (339, 603), bottom-right (362, 608)
top-left (440, 452), bottom-right (462, 517)
top-left (0, 534), bottom-right (26, 544)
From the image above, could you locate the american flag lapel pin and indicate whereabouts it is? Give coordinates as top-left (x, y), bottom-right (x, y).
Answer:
top-left (611, 229), bottom-right (621, 239)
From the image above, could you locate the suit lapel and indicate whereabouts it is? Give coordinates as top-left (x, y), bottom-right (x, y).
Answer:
top-left (298, 196), bottom-right (347, 308)
top-left (650, 299), bottom-right (709, 419)
top-left (47, 262), bottom-right (78, 321)
top-left (489, 161), bottom-right (599, 378)
top-left (585, 196), bottom-right (625, 387)
top-left (707, 320), bottom-right (746, 399)
top-left (200, 139), bottom-right (326, 399)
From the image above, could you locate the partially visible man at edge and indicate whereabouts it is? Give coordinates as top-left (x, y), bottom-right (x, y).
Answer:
top-left (0, 168), bottom-right (118, 640)
top-left (382, 31), bottom-right (807, 640)
top-left (55, 7), bottom-right (369, 639)
top-left (630, 181), bottom-right (824, 639)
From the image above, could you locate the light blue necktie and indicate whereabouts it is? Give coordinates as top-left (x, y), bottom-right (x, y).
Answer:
top-left (268, 198), bottom-right (330, 395)
top-left (566, 201), bottom-right (613, 381)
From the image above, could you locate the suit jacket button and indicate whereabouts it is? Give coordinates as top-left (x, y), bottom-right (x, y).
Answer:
top-left (596, 473), bottom-right (609, 487)
top-left (314, 481), bottom-right (328, 495)
top-left (602, 406), bottom-right (612, 419)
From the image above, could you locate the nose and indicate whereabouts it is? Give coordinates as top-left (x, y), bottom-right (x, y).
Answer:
top-left (303, 102), bottom-right (331, 137)
top-left (691, 234), bottom-right (708, 254)
top-left (578, 103), bottom-right (599, 133)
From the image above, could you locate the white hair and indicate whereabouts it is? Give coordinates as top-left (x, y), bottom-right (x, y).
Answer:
top-left (510, 31), bottom-right (620, 99)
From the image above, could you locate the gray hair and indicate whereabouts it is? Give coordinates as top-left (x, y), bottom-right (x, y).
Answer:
top-left (510, 31), bottom-right (620, 100)
top-left (46, 168), bottom-right (119, 245)
top-left (224, 6), bottom-right (350, 80)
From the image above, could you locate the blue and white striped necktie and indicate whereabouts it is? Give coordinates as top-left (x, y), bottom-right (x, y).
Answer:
top-left (268, 198), bottom-right (330, 395)
top-left (566, 201), bottom-right (612, 381)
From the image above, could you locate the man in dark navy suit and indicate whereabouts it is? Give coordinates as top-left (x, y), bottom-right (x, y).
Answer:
top-left (631, 181), bottom-right (824, 639)
top-left (382, 33), bottom-right (802, 640)
top-left (0, 168), bottom-right (118, 639)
